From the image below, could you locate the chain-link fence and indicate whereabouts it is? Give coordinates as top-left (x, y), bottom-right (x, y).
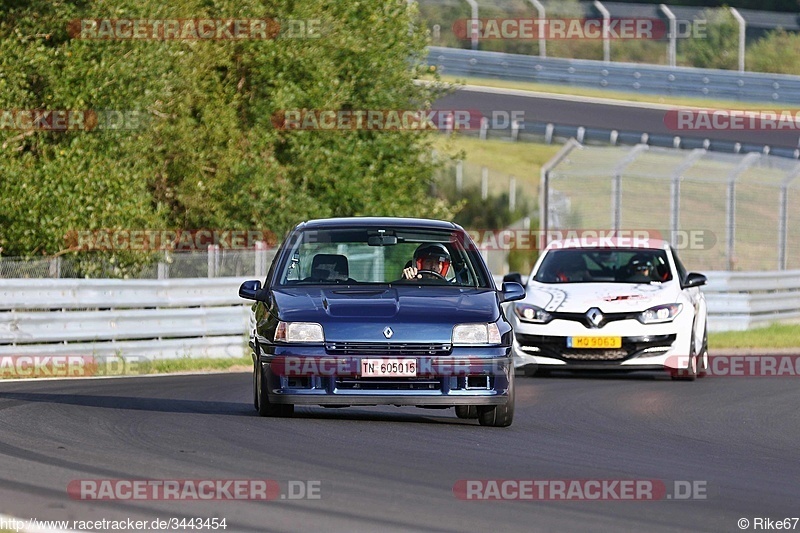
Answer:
top-left (0, 246), bottom-right (277, 279)
top-left (543, 142), bottom-right (800, 271)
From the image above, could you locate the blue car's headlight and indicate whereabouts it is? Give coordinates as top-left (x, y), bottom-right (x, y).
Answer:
top-left (452, 323), bottom-right (502, 345)
top-left (637, 303), bottom-right (683, 324)
top-left (275, 321), bottom-right (325, 343)
top-left (513, 302), bottom-right (553, 324)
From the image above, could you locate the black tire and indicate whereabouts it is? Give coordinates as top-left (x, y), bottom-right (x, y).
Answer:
top-left (254, 361), bottom-right (294, 417)
top-left (455, 405), bottom-right (479, 419)
top-left (697, 328), bottom-right (709, 378)
top-left (671, 341), bottom-right (697, 382)
top-left (477, 373), bottom-right (514, 427)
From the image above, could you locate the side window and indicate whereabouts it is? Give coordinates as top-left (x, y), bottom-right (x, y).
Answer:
top-left (672, 251), bottom-right (688, 284)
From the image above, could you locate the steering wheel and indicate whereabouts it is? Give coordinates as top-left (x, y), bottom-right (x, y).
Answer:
top-left (416, 269), bottom-right (447, 280)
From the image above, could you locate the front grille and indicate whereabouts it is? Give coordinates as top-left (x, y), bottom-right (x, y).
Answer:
top-left (325, 342), bottom-right (451, 356)
top-left (335, 377), bottom-right (442, 391)
top-left (516, 333), bottom-right (676, 363)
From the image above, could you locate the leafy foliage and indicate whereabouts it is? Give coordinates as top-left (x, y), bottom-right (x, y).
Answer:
top-left (679, 8), bottom-right (739, 70)
top-left (0, 0), bottom-right (453, 262)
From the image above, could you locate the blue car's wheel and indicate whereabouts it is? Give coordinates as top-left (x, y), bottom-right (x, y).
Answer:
top-left (255, 361), bottom-right (294, 417)
top-left (455, 406), bottom-right (478, 419)
top-left (477, 373), bottom-right (514, 427)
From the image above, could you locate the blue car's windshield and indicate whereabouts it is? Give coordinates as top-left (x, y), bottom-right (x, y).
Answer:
top-left (275, 227), bottom-right (491, 288)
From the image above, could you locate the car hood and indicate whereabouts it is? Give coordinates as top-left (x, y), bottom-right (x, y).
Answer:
top-left (271, 286), bottom-right (500, 343)
top-left (524, 281), bottom-right (680, 313)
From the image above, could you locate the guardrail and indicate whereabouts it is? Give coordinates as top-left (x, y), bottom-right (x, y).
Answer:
top-left (703, 270), bottom-right (800, 331)
top-left (0, 272), bottom-right (796, 362)
top-left (428, 46), bottom-right (800, 104)
top-left (0, 277), bottom-right (251, 359)
top-left (461, 120), bottom-right (800, 159)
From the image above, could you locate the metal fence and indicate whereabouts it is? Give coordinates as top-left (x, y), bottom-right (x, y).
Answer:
top-left (541, 141), bottom-right (800, 271)
top-left (0, 246), bottom-right (276, 279)
top-left (428, 46), bottom-right (800, 104)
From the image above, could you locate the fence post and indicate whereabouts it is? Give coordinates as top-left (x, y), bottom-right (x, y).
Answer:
top-left (779, 164), bottom-right (800, 270)
top-left (660, 4), bottom-right (676, 68)
top-left (49, 256), bottom-right (61, 278)
top-left (255, 240), bottom-right (268, 277)
top-left (509, 176), bottom-right (516, 212)
top-left (670, 149), bottom-right (706, 248)
top-left (208, 244), bottom-right (220, 278)
top-left (594, 1), bottom-right (610, 63)
top-left (540, 139), bottom-right (583, 238)
top-left (464, 0), bottom-right (479, 50)
top-left (158, 261), bottom-right (169, 280)
top-left (479, 116), bottom-right (489, 140)
top-left (726, 152), bottom-right (759, 270)
top-left (610, 144), bottom-right (649, 232)
top-left (481, 167), bottom-right (489, 200)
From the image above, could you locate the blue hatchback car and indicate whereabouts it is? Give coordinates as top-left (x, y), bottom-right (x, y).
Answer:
top-left (238, 217), bottom-right (525, 427)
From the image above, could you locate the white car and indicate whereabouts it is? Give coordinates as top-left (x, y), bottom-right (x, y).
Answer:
top-left (504, 238), bottom-right (708, 380)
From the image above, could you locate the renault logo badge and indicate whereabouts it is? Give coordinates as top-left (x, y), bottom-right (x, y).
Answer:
top-left (383, 327), bottom-right (394, 339)
top-left (586, 308), bottom-right (604, 328)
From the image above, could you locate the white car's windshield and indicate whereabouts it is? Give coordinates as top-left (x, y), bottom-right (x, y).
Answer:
top-left (533, 248), bottom-right (672, 284)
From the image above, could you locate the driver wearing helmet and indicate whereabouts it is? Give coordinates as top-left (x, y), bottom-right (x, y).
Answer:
top-left (624, 254), bottom-right (656, 282)
top-left (402, 243), bottom-right (451, 280)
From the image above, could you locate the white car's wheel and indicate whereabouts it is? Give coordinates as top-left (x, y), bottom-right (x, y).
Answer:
top-left (671, 339), bottom-right (697, 381)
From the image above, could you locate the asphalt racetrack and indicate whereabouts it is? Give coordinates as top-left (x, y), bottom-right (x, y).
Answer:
top-left (433, 85), bottom-right (800, 150)
top-left (0, 372), bottom-right (798, 532)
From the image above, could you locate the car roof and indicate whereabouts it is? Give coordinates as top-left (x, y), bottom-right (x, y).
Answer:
top-left (296, 217), bottom-right (461, 231)
top-left (544, 237), bottom-right (671, 251)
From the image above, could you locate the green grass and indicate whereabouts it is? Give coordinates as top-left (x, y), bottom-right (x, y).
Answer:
top-left (430, 74), bottom-right (800, 111)
top-left (433, 134), bottom-right (561, 198)
top-left (709, 324), bottom-right (800, 350)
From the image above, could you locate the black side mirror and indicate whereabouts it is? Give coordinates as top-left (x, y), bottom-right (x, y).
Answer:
top-left (501, 281), bottom-right (525, 303)
top-left (503, 272), bottom-right (523, 286)
top-left (239, 280), bottom-right (263, 300)
top-left (683, 272), bottom-right (707, 289)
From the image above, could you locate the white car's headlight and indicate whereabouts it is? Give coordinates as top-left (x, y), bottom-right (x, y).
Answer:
top-left (452, 323), bottom-right (502, 345)
top-left (637, 303), bottom-right (683, 324)
top-left (275, 321), bottom-right (325, 343)
top-left (513, 302), bottom-right (553, 324)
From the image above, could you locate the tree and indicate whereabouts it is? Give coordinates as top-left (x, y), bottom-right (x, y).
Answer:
top-left (0, 0), bottom-right (452, 265)
top-left (679, 8), bottom-right (739, 69)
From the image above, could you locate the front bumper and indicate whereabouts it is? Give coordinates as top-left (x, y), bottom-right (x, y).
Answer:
top-left (511, 315), bottom-right (694, 372)
top-left (258, 346), bottom-right (513, 406)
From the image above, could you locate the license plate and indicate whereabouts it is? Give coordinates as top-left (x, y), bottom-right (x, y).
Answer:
top-left (360, 358), bottom-right (417, 377)
top-left (567, 336), bottom-right (622, 349)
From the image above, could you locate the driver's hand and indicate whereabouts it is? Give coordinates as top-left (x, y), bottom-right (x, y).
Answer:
top-left (402, 266), bottom-right (420, 280)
